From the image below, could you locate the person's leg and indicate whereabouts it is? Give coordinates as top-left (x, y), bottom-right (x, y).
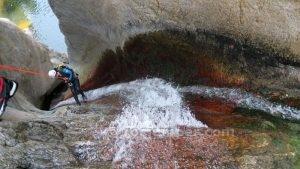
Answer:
top-left (69, 83), bottom-right (81, 105)
top-left (75, 79), bottom-right (87, 100)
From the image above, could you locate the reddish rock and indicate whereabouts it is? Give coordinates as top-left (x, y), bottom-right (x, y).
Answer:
top-left (113, 128), bottom-right (237, 168)
top-left (188, 96), bottom-right (253, 129)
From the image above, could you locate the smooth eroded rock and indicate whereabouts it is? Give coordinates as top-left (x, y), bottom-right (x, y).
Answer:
top-left (0, 18), bottom-right (55, 108)
top-left (49, 0), bottom-right (300, 83)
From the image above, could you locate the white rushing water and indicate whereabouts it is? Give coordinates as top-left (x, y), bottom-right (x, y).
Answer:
top-left (57, 78), bottom-right (205, 131)
top-left (55, 78), bottom-right (300, 166)
top-left (98, 78), bottom-right (205, 165)
top-left (180, 86), bottom-right (300, 120)
top-left (55, 78), bottom-right (300, 121)
top-left (56, 78), bottom-right (205, 166)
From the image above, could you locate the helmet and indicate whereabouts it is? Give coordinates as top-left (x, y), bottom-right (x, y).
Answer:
top-left (57, 63), bottom-right (65, 70)
top-left (48, 69), bottom-right (57, 78)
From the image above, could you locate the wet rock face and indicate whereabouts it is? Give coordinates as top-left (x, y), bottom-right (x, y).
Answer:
top-left (49, 0), bottom-right (300, 83)
top-left (0, 19), bottom-right (54, 108)
top-left (0, 96), bottom-right (122, 169)
top-left (80, 31), bottom-right (300, 92)
top-left (0, 121), bottom-right (77, 168)
top-left (0, 93), bottom-right (298, 168)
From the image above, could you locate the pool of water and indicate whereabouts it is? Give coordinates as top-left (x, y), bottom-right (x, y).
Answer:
top-left (0, 0), bottom-right (67, 53)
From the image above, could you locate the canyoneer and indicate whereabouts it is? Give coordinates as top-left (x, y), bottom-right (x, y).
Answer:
top-left (48, 64), bottom-right (87, 105)
top-left (0, 77), bottom-right (18, 118)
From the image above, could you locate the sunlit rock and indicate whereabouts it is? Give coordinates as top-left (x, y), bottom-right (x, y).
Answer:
top-left (49, 0), bottom-right (300, 84)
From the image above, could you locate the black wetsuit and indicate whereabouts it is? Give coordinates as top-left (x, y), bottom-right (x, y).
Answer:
top-left (58, 67), bottom-right (86, 105)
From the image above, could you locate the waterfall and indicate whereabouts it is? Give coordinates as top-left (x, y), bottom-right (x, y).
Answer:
top-left (55, 78), bottom-right (300, 167)
top-left (57, 78), bottom-right (205, 167)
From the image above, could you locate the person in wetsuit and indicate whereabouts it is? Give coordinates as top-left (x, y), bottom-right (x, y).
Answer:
top-left (49, 64), bottom-right (87, 105)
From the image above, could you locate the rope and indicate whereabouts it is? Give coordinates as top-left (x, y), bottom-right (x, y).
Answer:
top-left (0, 64), bottom-right (62, 80)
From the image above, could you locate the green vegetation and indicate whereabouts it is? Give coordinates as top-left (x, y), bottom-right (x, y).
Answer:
top-left (232, 107), bottom-right (300, 168)
top-left (0, 0), bottom-right (36, 25)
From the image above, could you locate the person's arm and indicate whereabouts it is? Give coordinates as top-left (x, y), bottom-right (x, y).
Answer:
top-left (55, 72), bottom-right (68, 83)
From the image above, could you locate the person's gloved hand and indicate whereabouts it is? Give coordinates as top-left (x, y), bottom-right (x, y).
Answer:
top-left (62, 77), bottom-right (68, 84)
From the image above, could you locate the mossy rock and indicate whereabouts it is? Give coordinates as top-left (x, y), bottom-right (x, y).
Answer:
top-left (261, 121), bottom-right (277, 130)
top-left (288, 123), bottom-right (300, 132)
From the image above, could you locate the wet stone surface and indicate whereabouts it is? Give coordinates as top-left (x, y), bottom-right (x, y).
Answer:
top-left (0, 93), bottom-right (299, 168)
top-left (0, 97), bottom-right (122, 169)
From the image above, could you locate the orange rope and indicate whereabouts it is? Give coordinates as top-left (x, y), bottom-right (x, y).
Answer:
top-left (0, 64), bottom-right (49, 76)
top-left (0, 64), bottom-right (62, 80)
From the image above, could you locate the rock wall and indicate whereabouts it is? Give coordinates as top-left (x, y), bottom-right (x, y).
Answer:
top-left (49, 0), bottom-right (300, 83)
top-left (0, 18), bottom-right (54, 108)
